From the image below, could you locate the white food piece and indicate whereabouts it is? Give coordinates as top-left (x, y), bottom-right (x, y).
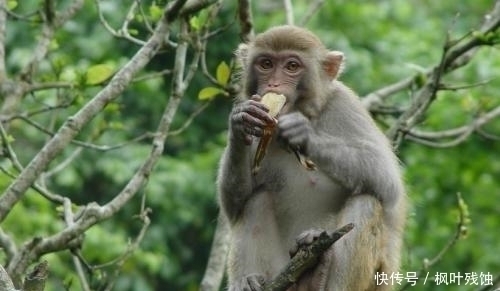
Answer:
top-left (261, 93), bottom-right (286, 117)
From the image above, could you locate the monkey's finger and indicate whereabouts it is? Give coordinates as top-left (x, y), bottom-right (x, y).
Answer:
top-left (232, 111), bottom-right (268, 129)
top-left (295, 228), bottom-right (325, 247)
top-left (250, 94), bottom-right (263, 102)
top-left (246, 274), bottom-right (265, 290)
top-left (244, 125), bottom-right (264, 137)
top-left (278, 112), bottom-right (308, 127)
top-left (244, 101), bottom-right (276, 124)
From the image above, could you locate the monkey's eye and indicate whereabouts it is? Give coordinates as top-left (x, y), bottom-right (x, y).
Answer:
top-left (285, 61), bottom-right (301, 72)
top-left (258, 58), bottom-right (274, 70)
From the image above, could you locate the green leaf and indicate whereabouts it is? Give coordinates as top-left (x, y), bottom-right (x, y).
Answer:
top-left (198, 87), bottom-right (223, 100)
top-left (190, 16), bottom-right (201, 31)
top-left (149, 4), bottom-right (162, 22)
top-left (6, 134), bottom-right (15, 143)
top-left (216, 61), bottom-right (230, 86)
top-left (7, 0), bottom-right (17, 10)
top-left (128, 29), bottom-right (139, 36)
top-left (86, 64), bottom-right (114, 85)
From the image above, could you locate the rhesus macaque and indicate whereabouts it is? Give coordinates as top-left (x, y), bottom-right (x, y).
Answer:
top-left (217, 25), bottom-right (406, 291)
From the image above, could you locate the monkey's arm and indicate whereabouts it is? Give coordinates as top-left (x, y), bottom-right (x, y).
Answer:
top-left (217, 97), bottom-right (276, 221)
top-left (278, 111), bottom-right (403, 205)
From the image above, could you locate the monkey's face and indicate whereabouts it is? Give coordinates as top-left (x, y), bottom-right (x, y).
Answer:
top-left (249, 51), bottom-right (308, 112)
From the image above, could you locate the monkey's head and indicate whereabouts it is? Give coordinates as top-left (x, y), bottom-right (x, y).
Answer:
top-left (236, 25), bottom-right (344, 117)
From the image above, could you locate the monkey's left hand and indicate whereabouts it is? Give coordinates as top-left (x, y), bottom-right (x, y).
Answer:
top-left (278, 112), bottom-right (313, 152)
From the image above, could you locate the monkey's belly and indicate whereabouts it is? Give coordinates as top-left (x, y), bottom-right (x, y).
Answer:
top-left (253, 145), bottom-right (348, 244)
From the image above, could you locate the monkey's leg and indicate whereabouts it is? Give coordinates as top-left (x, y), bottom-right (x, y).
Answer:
top-left (227, 192), bottom-right (288, 291)
top-left (324, 194), bottom-right (394, 291)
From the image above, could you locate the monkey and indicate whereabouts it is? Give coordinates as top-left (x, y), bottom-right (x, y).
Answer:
top-left (216, 25), bottom-right (406, 291)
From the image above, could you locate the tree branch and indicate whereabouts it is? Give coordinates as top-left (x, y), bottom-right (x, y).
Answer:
top-left (200, 215), bottom-right (230, 291)
top-left (399, 193), bottom-right (469, 290)
top-left (283, 0), bottom-right (294, 25)
top-left (0, 0), bottom-right (7, 79)
top-left (22, 261), bottom-right (48, 291)
top-left (387, 0), bottom-right (500, 146)
top-left (299, 0), bottom-right (325, 26)
top-left (406, 100), bottom-right (500, 147)
top-left (238, 0), bottom-right (254, 42)
top-left (0, 263), bottom-right (17, 291)
top-left (0, 3), bottom-right (210, 285)
top-left (264, 223), bottom-right (354, 291)
top-left (0, 2), bottom-right (174, 224)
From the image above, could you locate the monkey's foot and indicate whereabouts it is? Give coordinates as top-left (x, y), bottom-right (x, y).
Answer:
top-left (289, 228), bottom-right (327, 258)
top-left (229, 273), bottom-right (266, 291)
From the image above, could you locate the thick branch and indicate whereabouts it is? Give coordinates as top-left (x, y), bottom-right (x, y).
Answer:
top-left (0, 263), bottom-right (17, 291)
top-left (22, 261), bottom-right (48, 291)
top-left (200, 215), bottom-right (230, 291)
top-left (238, 0), bottom-right (254, 42)
top-left (264, 223), bottom-right (354, 291)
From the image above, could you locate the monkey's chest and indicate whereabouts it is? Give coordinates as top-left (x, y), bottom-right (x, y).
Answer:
top-left (252, 143), bottom-right (347, 223)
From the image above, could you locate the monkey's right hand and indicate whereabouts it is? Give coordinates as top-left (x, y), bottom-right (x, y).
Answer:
top-left (229, 274), bottom-right (266, 291)
top-left (230, 95), bottom-right (276, 145)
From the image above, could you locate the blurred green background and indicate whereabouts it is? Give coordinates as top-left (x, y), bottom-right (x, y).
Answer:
top-left (1, 0), bottom-right (499, 290)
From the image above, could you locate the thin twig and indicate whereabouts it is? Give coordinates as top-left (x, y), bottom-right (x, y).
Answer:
top-left (299, 0), bottom-right (325, 26)
top-left (399, 193), bottom-right (469, 291)
top-left (169, 101), bottom-right (212, 136)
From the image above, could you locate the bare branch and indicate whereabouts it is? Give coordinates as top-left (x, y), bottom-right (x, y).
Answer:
top-left (406, 105), bottom-right (500, 147)
top-left (165, 0), bottom-right (188, 21)
top-left (10, 114), bottom-right (155, 151)
top-left (22, 261), bottom-right (48, 291)
top-left (0, 0), bottom-right (7, 79)
top-left (387, 1), bottom-right (500, 146)
top-left (0, 227), bottom-right (17, 262)
top-left (20, 0), bottom-right (85, 79)
top-left (42, 147), bottom-right (83, 178)
top-left (132, 69), bottom-right (172, 83)
top-left (299, 0), bottom-right (325, 26)
top-left (399, 193), bottom-right (469, 290)
top-left (200, 215), bottom-right (230, 291)
top-left (0, 263), bottom-right (17, 291)
top-left (179, 0), bottom-right (218, 17)
top-left (362, 75), bottom-right (418, 109)
top-left (169, 101), bottom-right (212, 136)
top-left (238, 0), bottom-right (254, 42)
top-left (475, 273), bottom-right (500, 291)
top-left (0, 1), bottom-right (174, 224)
top-left (283, 0), bottom-right (294, 25)
top-left (94, 0), bottom-right (146, 46)
top-left (264, 223), bottom-right (354, 291)
top-left (27, 82), bottom-right (75, 92)
top-left (439, 78), bottom-right (493, 91)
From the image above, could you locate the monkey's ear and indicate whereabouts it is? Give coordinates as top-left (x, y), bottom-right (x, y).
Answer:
top-left (323, 51), bottom-right (345, 79)
top-left (235, 43), bottom-right (250, 67)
